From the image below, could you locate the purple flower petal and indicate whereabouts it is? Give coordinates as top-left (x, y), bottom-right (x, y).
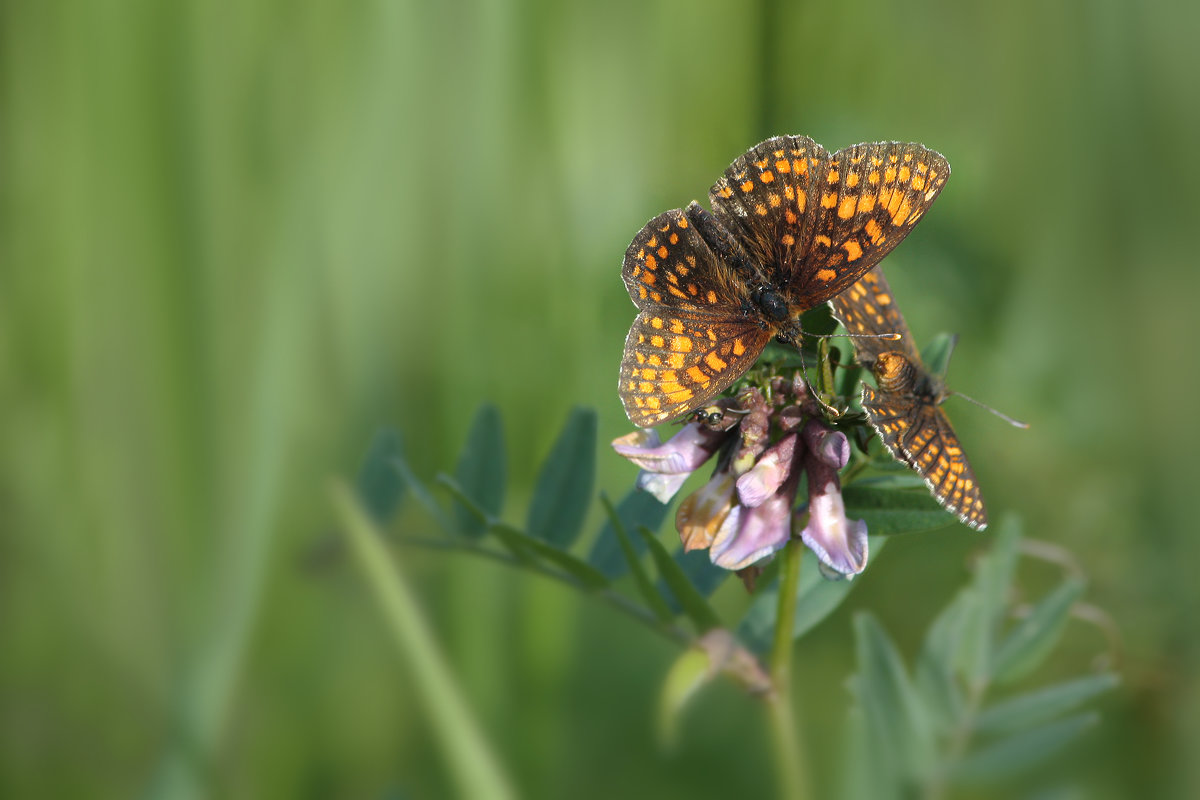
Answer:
top-left (636, 470), bottom-right (691, 503)
top-left (676, 472), bottom-right (737, 552)
top-left (710, 492), bottom-right (793, 571)
top-left (612, 422), bottom-right (725, 475)
top-left (736, 433), bottom-right (797, 508)
top-left (800, 480), bottom-right (869, 577)
top-left (802, 420), bottom-right (850, 469)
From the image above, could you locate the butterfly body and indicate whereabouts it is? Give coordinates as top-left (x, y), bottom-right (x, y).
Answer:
top-left (619, 135), bottom-right (949, 427)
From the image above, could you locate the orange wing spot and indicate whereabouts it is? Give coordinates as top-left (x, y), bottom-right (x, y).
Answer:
top-left (705, 352), bottom-right (728, 371)
top-left (837, 195), bottom-right (856, 219)
top-left (637, 334), bottom-right (646, 344)
top-left (870, 156), bottom-right (883, 167)
top-left (718, 186), bottom-right (733, 198)
top-left (686, 255), bottom-right (696, 267)
top-left (754, 203), bottom-right (768, 216)
top-left (647, 236), bottom-right (657, 248)
top-left (641, 368), bottom-right (657, 380)
top-left (814, 234), bottom-right (832, 248)
top-left (740, 180), bottom-right (754, 193)
top-left (638, 381), bottom-right (653, 393)
top-left (898, 165), bottom-right (911, 183)
top-left (784, 184), bottom-right (795, 201)
top-left (641, 271), bottom-right (656, 286)
top-left (630, 367), bottom-right (641, 378)
top-left (754, 158), bottom-right (769, 168)
top-left (638, 286), bottom-right (648, 299)
top-left (876, 293), bottom-right (891, 305)
top-left (816, 268), bottom-right (837, 282)
top-left (733, 338), bottom-right (746, 356)
top-left (667, 285), bottom-right (688, 299)
top-left (669, 233), bottom-right (679, 244)
top-left (785, 210), bottom-right (798, 225)
top-left (781, 233), bottom-right (795, 246)
top-left (665, 388), bottom-right (694, 404)
top-left (843, 240), bottom-right (863, 261)
top-left (636, 352), bottom-right (646, 364)
top-left (760, 170), bottom-right (775, 183)
top-left (768, 193), bottom-right (781, 208)
top-left (793, 158), bottom-right (808, 174)
top-left (643, 255), bottom-right (656, 269)
top-left (661, 369), bottom-right (677, 381)
top-left (668, 352), bottom-right (686, 368)
top-left (678, 217), bottom-right (688, 228)
top-left (648, 354), bottom-right (662, 366)
top-left (911, 175), bottom-right (926, 191)
top-left (924, 188), bottom-right (938, 201)
top-left (888, 154), bottom-right (899, 163)
top-left (908, 210), bottom-right (925, 224)
top-left (633, 396), bottom-right (644, 408)
top-left (821, 192), bottom-right (837, 208)
top-left (686, 283), bottom-right (698, 296)
top-left (650, 335), bottom-right (665, 348)
top-left (874, 314), bottom-right (884, 325)
top-left (706, 290), bottom-right (718, 304)
top-left (884, 166), bottom-right (897, 183)
top-left (670, 336), bottom-right (693, 353)
top-left (846, 172), bottom-right (860, 188)
top-left (891, 198), bottom-right (913, 226)
top-left (916, 161), bottom-right (928, 173)
top-left (686, 366), bottom-right (709, 384)
top-left (796, 192), bottom-right (806, 212)
top-left (659, 380), bottom-right (685, 395)
top-left (963, 479), bottom-right (974, 491)
top-left (670, 319), bottom-right (685, 334)
top-left (706, 328), bottom-right (717, 342)
top-left (886, 190), bottom-right (905, 216)
top-left (657, 246), bottom-right (668, 259)
top-left (667, 272), bottom-right (679, 285)
top-left (903, 153), bottom-right (913, 162)
top-left (857, 193), bottom-right (876, 213)
top-left (644, 397), bottom-right (661, 410)
top-left (651, 317), bottom-right (663, 329)
top-left (775, 159), bottom-right (790, 173)
top-left (863, 302), bottom-right (875, 315)
top-left (865, 218), bottom-right (884, 244)
top-left (632, 265), bottom-right (641, 278)
top-left (650, 291), bottom-right (662, 303)
top-left (826, 168), bottom-right (839, 183)
top-left (677, 263), bottom-right (689, 276)
top-left (868, 170), bottom-right (880, 185)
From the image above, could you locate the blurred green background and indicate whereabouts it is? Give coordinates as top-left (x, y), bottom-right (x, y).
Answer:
top-left (3, 0), bottom-right (1197, 797)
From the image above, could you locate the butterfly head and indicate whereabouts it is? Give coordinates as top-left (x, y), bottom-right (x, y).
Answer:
top-left (750, 284), bottom-right (791, 323)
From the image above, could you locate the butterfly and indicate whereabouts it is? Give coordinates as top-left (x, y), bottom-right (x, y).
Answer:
top-left (830, 267), bottom-right (988, 530)
top-left (618, 134), bottom-right (949, 427)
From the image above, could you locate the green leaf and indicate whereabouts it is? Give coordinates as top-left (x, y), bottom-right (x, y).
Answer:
top-left (914, 588), bottom-right (975, 730)
top-left (974, 673), bottom-right (1119, 734)
top-left (489, 523), bottom-right (609, 590)
top-left (668, 547), bottom-right (730, 601)
top-left (657, 646), bottom-right (713, 750)
top-left (391, 454), bottom-right (453, 532)
top-left (948, 713), bottom-right (1098, 784)
top-left (588, 488), bottom-right (670, 578)
top-left (960, 515), bottom-right (1022, 683)
top-left (526, 408), bottom-right (596, 547)
top-left (332, 482), bottom-right (516, 800)
top-left (842, 485), bottom-right (955, 535)
top-left (639, 526), bottom-right (721, 633)
top-left (597, 494), bottom-right (673, 623)
top-left (921, 332), bottom-right (958, 379)
top-left (991, 578), bottom-right (1086, 683)
top-left (853, 613), bottom-right (936, 788)
top-left (453, 404), bottom-right (506, 537)
top-left (356, 428), bottom-right (407, 523)
top-left (737, 536), bottom-right (888, 652)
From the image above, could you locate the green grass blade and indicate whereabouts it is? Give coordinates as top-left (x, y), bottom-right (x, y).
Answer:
top-left (948, 713), bottom-right (1099, 785)
top-left (639, 526), bottom-right (721, 633)
top-left (974, 673), bottom-right (1119, 734)
top-left (490, 523), bottom-right (609, 591)
top-left (991, 577), bottom-right (1086, 683)
top-left (588, 488), bottom-right (669, 578)
top-left (333, 481), bottom-right (515, 800)
top-left (598, 494), bottom-right (673, 623)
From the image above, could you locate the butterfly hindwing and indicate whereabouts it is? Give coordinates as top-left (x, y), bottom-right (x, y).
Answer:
top-left (619, 313), bottom-right (771, 427)
top-left (830, 266), bottom-right (923, 368)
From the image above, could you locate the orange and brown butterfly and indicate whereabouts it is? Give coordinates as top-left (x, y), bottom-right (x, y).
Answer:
top-left (618, 134), bottom-right (950, 428)
top-left (830, 267), bottom-right (988, 530)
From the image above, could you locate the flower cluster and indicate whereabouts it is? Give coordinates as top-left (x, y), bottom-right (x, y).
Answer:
top-left (612, 376), bottom-right (868, 577)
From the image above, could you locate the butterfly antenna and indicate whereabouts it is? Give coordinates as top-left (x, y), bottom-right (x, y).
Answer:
top-left (949, 391), bottom-right (1031, 429)
top-left (810, 331), bottom-right (903, 343)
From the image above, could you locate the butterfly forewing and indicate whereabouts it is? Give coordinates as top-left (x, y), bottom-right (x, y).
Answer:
top-left (708, 135), bottom-right (830, 284)
top-left (830, 267), bottom-right (924, 368)
top-left (622, 208), bottom-right (743, 315)
top-left (790, 142), bottom-right (950, 304)
top-left (620, 314), bottom-right (770, 427)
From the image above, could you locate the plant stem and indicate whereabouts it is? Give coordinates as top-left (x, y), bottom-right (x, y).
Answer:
top-left (766, 537), bottom-right (809, 800)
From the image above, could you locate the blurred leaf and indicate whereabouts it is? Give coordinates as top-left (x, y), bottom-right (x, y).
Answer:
top-left (948, 713), bottom-right (1099, 785)
top-left (842, 485), bottom-right (955, 535)
top-left (598, 494), bottom-right (673, 623)
top-left (332, 482), bottom-right (515, 800)
top-left (436, 474), bottom-right (491, 528)
top-left (991, 578), bottom-right (1086, 683)
top-left (588, 488), bottom-right (670, 579)
top-left (960, 516), bottom-right (1022, 682)
top-left (639, 526), bottom-right (721, 633)
top-left (526, 407), bottom-right (596, 547)
top-left (490, 523), bottom-right (609, 591)
top-left (914, 588), bottom-right (975, 730)
top-left (921, 332), bottom-right (959, 379)
top-left (356, 428), bottom-right (407, 524)
top-left (853, 613), bottom-right (936, 788)
top-left (657, 646), bottom-right (712, 750)
top-left (845, 472), bottom-right (928, 491)
top-left (738, 536), bottom-right (888, 652)
top-left (974, 673), bottom-right (1119, 734)
top-left (668, 547), bottom-right (730, 601)
top-left (391, 454), bottom-right (453, 532)
top-left (453, 404), bottom-right (506, 537)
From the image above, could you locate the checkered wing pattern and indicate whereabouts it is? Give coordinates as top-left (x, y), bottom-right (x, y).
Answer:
top-left (829, 266), bottom-right (923, 369)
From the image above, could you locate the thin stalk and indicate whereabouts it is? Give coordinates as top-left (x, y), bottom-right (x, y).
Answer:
top-left (765, 537), bottom-right (809, 800)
